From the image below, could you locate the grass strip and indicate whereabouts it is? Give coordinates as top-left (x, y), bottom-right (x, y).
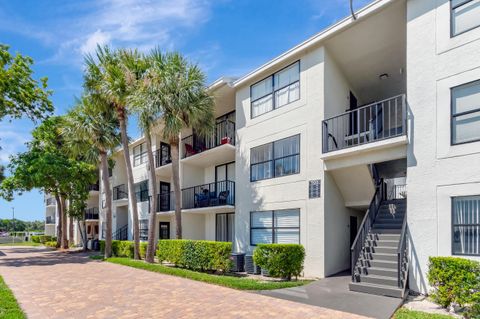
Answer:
top-left (393, 308), bottom-right (453, 319)
top-left (106, 257), bottom-right (312, 290)
top-left (0, 276), bottom-right (26, 319)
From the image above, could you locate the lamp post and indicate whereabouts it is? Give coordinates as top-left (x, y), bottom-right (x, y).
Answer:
top-left (11, 207), bottom-right (15, 245)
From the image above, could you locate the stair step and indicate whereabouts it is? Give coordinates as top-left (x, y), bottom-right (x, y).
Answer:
top-left (365, 246), bottom-right (398, 254)
top-left (373, 223), bottom-right (402, 229)
top-left (349, 282), bottom-right (406, 298)
top-left (375, 217), bottom-right (404, 223)
top-left (363, 252), bottom-right (398, 262)
top-left (366, 267), bottom-right (399, 277)
top-left (359, 258), bottom-right (398, 269)
top-left (368, 233), bottom-right (401, 241)
top-left (371, 228), bottom-right (402, 234)
top-left (360, 274), bottom-right (399, 286)
top-left (367, 239), bottom-right (399, 247)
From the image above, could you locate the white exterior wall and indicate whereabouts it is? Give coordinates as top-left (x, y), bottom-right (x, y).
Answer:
top-left (407, 0), bottom-right (480, 293)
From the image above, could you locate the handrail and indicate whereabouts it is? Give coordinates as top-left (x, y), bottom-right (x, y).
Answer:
top-left (397, 209), bottom-right (408, 287)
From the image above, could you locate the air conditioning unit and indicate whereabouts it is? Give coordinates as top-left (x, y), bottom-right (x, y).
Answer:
top-left (230, 253), bottom-right (245, 272)
top-left (245, 255), bottom-right (261, 274)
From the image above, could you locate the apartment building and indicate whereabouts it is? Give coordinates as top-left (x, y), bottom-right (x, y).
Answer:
top-left (45, 0), bottom-right (480, 298)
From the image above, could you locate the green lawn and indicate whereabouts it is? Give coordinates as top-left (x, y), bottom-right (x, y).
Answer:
top-left (0, 242), bottom-right (41, 247)
top-left (394, 308), bottom-right (453, 319)
top-left (0, 276), bottom-right (25, 319)
top-left (106, 257), bottom-right (312, 290)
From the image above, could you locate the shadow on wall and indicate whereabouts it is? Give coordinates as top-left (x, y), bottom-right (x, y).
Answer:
top-left (407, 0), bottom-right (442, 21)
top-left (406, 101), bottom-right (417, 168)
top-left (408, 230), bottom-right (428, 294)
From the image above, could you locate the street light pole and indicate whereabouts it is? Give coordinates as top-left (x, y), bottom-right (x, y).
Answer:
top-left (11, 207), bottom-right (15, 244)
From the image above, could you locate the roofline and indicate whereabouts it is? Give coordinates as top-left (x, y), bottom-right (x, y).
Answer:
top-left (208, 76), bottom-right (237, 91)
top-left (232, 0), bottom-right (397, 88)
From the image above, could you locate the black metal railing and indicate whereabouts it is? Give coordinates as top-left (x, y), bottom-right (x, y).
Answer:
top-left (397, 209), bottom-right (408, 288)
top-left (323, 94), bottom-right (407, 153)
top-left (46, 197), bottom-right (55, 206)
top-left (135, 189), bottom-right (149, 202)
top-left (113, 184), bottom-right (128, 200)
top-left (182, 119), bottom-right (235, 158)
top-left (182, 180), bottom-right (235, 209)
top-left (88, 183), bottom-right (99, 191)
top-left (113, 224), bottom-right (128, 240)
top-left (46, 216), bottom-right (55, 224)
top-left (388, 184), bottom-right (407, 200)
top-left (85, 207), bottom-right (99, 220)
top-left (157, 192), bottom-right (175, 212)
top-left (155, 148), bottom-right (171, 168)
top-left (350, 179), bottom-right (386, 281)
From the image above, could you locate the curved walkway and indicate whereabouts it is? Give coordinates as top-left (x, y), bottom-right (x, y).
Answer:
top-left (0, 246), bottom-right (370, 319)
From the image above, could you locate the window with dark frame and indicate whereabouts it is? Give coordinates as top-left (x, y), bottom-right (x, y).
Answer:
top-left (216, 213), bottom-right (235, 242)
top-left (133, 143), bottom-right (148, 167)
top-left (451, 79), bottom-right (480, 145)
top-left (250, 134), bottom-right (300, 182)
top-left (250, 209), bottom-right (300, 246)
top-left (250, 61), bottom-right (300, 118)
top-left (452, 196), bottom-right (480, 256)
top-left (134, 180), bottom-right (149, 202)
top-left (139, 219), bottom-right (149, 241)
top-left (451, 0), bottom-right (480, 37)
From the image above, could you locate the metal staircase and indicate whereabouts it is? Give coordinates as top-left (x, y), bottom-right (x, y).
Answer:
top-left (112, 225), bottom-right (128, 241)
top-left (349, 181), bottom-right (409, 298)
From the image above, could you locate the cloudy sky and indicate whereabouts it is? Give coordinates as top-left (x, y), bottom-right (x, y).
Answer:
top-left (0, 0), bottom-right (372, 221)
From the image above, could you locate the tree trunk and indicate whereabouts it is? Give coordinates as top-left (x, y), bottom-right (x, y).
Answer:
top-left (117, 107), bottom-right (140, 259)
top-left (170, 136), bottom-right (182, 239)
top-left (145, 129), bottom-right (158, 263)
top-left (100, 151), bottom-right (113, 258)
top-left (54, 193), bottom-right (62, 248)
top-left (78, 220), bottom-right (87, 252)
top-left (69, 215), bottom-right (74, 246)
top-left (60, 196), bottom-right (68, 249)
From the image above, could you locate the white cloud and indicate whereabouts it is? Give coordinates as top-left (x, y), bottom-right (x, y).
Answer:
top-left (0, 122), bottom-right (31, 164)
top-left (80, 29), bottom-right (111, 55)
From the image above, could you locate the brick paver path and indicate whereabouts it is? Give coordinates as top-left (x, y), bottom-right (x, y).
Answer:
top-left (0, 246), bottom-right (370, 319)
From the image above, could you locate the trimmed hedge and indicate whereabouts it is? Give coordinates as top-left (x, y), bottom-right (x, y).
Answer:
top-left (428, 257), bottom-right (480, 318)
top-left (44, 241), bottom-right (57, 248)
top-left (253, 244), bottom-right (305, 280)
top-left (31, 235), bottom-right (55, 244)
top-left (157, 240), bottom-right (232, 272)
top-left (99, 240), bottom-right (147, 258)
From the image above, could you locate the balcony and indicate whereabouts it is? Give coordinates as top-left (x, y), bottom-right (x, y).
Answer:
top-left (157, 192), bottom-right (175, 212)
top-left (88, 183), bottom-right (99, 192)
top-left (46, 197), bottom-right (55, 206)
top-left (322, 94), bottom-right (407, 154)
top-left (113, 184), bottom-right (128, 201)
top-left (46, 216), bottom-right (55, 224)
top-left (85, 207), bottom-right (99, 220)
top-left (182, 180), bottom-right (235, 210)
top-left (181, 119), bottom-right (235, 163)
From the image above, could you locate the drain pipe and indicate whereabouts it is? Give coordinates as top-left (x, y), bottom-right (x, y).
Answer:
top-left (350, 0), bottom-right (357, 20)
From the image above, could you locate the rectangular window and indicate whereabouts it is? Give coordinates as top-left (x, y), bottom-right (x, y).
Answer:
top-left (134, 180), bottom-right (149, 202)
top-left (250, 209), bottom-right (300, 246)
top-left (133, 143), bottom-right (148, 167)
top-left (250, 135), bottom-right (300, 182)
top-left (251, 61), bottom-right (300, 118)
top-left (216, 213), bottom-right (235, 242)
top-left (452, 196), bottom-right (480, 256)
top-left (451, 80), bottom-right (480, 145)
top-left (451, 0), bottom-right (480, 37)
top-left (139, 219), bottom-right (148, 241)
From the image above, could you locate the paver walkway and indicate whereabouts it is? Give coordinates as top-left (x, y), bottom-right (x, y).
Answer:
top-left (0, 246), bottom-right (370, 319)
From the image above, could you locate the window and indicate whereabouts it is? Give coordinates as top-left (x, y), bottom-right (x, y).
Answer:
top-left (451, 0), bottom-right (480, 37)
top-left (216, 213), bottom-right (235, 242)
top-left (133, 143), bottom-right (148, 167)
top-left (452, 196), bottom-right (480, 256)
top-left (250, 135), bottom-right (300, 182)
top-left (139, 219), bottom-right (148, 241)
top-left (251, 61), bottom-right (300, 118)
top-left (451, 80), bottom-right (480, 144)
top-left (250, 209), bottom-right (300, 245)
top-left (134, 180), bottom-right (149, 202)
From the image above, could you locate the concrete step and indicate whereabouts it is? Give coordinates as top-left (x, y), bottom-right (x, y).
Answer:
top-left (371, 228), bottom-right (402, 234)
top-left (367, 239), bottom-right (399, 247)
top-left (363, 252), bottom-right (398, 262)
top-left (375, 216), bottom-right (404, 222)
top-left (372, 223), bottom-right (402, 229)
top-left (360, 274), bottom-right (399, 286)
top-left (365, 246), bottom-right (398, 254)
top-left (359, 258), bottom-right (398, 269)
top-left (366, 267), bottom-right (399, 277)
top-left (349, 282), bottom-right (405, 298)
top-left (368, 233), bottom-right (400, 241)
top-left (376, 213), bottom-right (405, 219)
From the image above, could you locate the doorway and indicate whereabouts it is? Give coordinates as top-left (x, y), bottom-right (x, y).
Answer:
top-left (159, 182), bottom-right (171, 212)
top-left (159, 222), bottom-right (170, 240)
top-left (350, 216), bottom-right (358, 246)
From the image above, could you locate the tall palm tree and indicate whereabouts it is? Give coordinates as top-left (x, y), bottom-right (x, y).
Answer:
top-left (62, 94), bottom-right (120, 258)
top-left (139, 52), bottom-right (214, 239)
top-left (84, 46), bottom-right (147, 259)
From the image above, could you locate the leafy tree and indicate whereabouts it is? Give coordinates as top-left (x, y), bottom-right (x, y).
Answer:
top-left (84, 46), bottom-right (147, 259)
top-left (0, 44), bottom-right (53, 121)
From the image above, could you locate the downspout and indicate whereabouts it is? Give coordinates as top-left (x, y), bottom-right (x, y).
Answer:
top-left (350, 0), bottom-right (357, 20)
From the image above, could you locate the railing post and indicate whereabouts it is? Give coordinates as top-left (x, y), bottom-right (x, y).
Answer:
top-left (402, 94), bottom-right (407, 136)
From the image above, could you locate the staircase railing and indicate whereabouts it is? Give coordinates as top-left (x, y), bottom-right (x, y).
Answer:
top-left (112, 224), bottom-right (128, 241)
top-left (350, 179), bottom-right (386, 281)
top-left (397, 209), bottom-right (408, 288)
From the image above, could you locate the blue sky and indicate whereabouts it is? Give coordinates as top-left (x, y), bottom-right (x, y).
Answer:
top-left (0, 0), bottom-right (372, 221)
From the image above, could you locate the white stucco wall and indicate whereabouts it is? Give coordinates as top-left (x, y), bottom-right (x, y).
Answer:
top-left (406, 0), bottom-right (480, 293)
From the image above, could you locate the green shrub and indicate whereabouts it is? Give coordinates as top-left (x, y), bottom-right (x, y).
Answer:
top-left (44, 241), bottom-right (57, 248)
top-left (100, 240), bottom-right (135, 258)
top-left (428, 257), bottom-right (480, 318)
top-left (140, 242), bottom-right (148, 259)
top-left (31, 235), bottom-right (40, 243)
top-left (253, 244), bottom-right (305, 280)
top-left (157, 240), bottom-right (232, 272)
top-left (31, 235), bottom-right (53, 244)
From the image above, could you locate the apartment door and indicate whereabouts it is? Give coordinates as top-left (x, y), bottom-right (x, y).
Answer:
top-left (215, 162), bottom-right (235, 201)
top-left (159, 182), bottom-right (171, 211)
top-left (350, 216), bottom-right (358, 246)
top-left (348, 91), bottom-right (358, 136)
top-left (159, 222), bottom-right (170, 240)
top-left (159, 142), bottom-right (171, 166)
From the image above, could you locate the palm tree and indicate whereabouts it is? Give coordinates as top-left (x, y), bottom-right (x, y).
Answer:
top-left (139, 51), bottom-right (214, 239)
top-left (84, 46), bottom-right (147, 259)
top-left (62, 94), bottom-right (120, 258)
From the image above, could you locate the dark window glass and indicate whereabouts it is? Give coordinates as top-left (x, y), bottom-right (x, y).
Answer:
top-left (452, 196), bottom-right (480, 256)
top-left (250, 209), bottom-right (300, 245)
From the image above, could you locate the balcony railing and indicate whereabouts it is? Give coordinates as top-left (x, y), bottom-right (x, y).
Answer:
top-left (155, 146), bottom-right (171, 168)
top-left (88, 183), bottom-right (99, 191)
top-left (182, 180), bottom-right (235, 209)
top-left (46, 197), bottom-right (55, 206)
top-left (182, 119), bottom-right (235, 159)
top-left (157, 192), bottom-right (176, 212)
top-left (322, 94), bottom-right (407, 153)
top-left (46, 216), bottom-right (55, 224)
top-left (85, 207), bottom-right (99, 220)
top-left (113, 184), bottom-right (128, 200)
